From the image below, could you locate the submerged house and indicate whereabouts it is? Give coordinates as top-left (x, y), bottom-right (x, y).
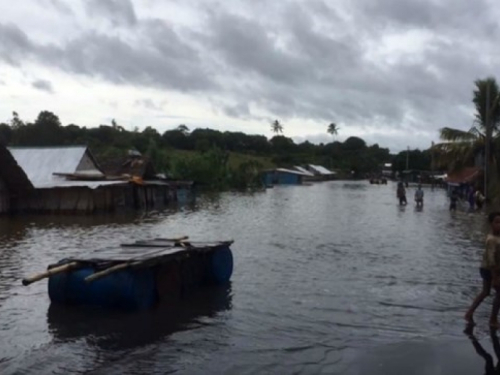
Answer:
top-left (305, 164), bottom-right (336, 180)
top-left (0, 145), bottom-right (193, 214)
top-left (444, 167), bottom-right (482, 193)
top-left (0, 145), bottom-right (33, 214)
top-left (99, 151), bottom-right (194, 205)
top-left (262, 168), bottom-right (309, 186)
top-left (381, 163), bottom-right (393, 178)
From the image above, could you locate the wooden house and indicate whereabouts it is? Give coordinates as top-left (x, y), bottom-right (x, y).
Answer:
top-left (0, 146), bottom-right (193, 214)
top-left (263, 168), bottom-right (309, 186)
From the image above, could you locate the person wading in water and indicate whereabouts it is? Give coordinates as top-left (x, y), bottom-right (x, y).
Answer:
top-left (465, 212), bottom-right (500, 328)
top-left (397, 182), bottom-right (407, 205)
top-left (414, 184), bottom-right (424, 208)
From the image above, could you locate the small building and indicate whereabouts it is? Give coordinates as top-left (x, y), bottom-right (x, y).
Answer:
top-left (263, 168), bottom-right (309, 186)
top-left (99, 152), bottom-right (194, 206)
top-left (293, 166), bottom-right (316, 181)
top-left (1, 145), bottom-right (193, 214)
top-left (381, 163), bottom-right (393, 178)
top-left (445, 167), bottom-right (482, 194)
top-left (305, 164), bottom-right (336, 180)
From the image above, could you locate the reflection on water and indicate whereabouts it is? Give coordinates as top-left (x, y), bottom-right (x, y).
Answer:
top-left (48, 285), bottom-right (232, 350)
top-left (0, 181), bottom-right (496, 374)
top-left (464, 325), bottom-right (500, 375)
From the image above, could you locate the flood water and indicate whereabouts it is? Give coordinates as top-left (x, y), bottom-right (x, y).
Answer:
top-left (0, 181), bottom-right (496, 374)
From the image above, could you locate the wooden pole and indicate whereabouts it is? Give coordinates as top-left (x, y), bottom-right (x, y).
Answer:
top-left (406, 146), bottom-right (409, 170)
top-left (84, 262), bottom-right (139, 283)
top-left (22, 261), bottom-right (80, 286)
top-left (431, 141), bottom-right (435, 190)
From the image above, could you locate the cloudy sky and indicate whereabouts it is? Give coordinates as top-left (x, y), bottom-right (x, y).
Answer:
top-left (1, 0), bottom-right (499, 152)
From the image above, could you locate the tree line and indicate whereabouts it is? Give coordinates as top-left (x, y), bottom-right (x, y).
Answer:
top-left (0, 111), bottom-right (434, 188)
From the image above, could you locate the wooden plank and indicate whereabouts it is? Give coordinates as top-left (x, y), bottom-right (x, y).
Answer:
top-left (22, 262), bottom-right (80, 286)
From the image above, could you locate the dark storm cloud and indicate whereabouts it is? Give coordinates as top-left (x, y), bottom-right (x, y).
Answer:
top-left (207, 12), bottom-right (309, 84)
top-left (85, 0), bottom-right (137, 27)
top-left (357, 0), bottom-right (499, 37)
top-left (0, 21), bottom-right (215, 91)
top-left (223, 102), bottom-right (250, 118)
top-left (32, 79), bottom-right (54, 93)
top-left (2, 0), bottom-right (500, 149)
top-left (0, 24), bottom-right (33, 65)
top-left (200, 0), bottom-right (500, 139)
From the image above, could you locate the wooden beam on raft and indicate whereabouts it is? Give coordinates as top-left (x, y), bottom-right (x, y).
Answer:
top-left (84, 261), bottom-right (140, 283)
top-left (85, 244), bottom-right (191, 283)
top-left (121, 236), bottom-right (190, 248)
top-left (22, 261), bottom-right (80, 286)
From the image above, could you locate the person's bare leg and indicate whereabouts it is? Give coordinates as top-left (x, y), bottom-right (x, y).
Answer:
top-left (490, 287), bottom-right (500, 328)
top-left (465, 278), bottom-right (491, 323)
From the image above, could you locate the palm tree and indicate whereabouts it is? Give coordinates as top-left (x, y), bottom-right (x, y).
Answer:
top-left (327, 123), bottom-right (339, 137)
top-left (271, 120), bottom-right (283, 135)
top-left (437, 77), bottom-right (500, 170)
top-left (437, 77), bottom-right (500, 199)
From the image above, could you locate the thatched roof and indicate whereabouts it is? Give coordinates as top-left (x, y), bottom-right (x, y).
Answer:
top-left (0, 145), bottom-right (33, 191)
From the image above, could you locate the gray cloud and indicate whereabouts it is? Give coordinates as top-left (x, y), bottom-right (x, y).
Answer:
top-left (0, 21), bottom-right (215, 92)
top-left (85, 0), bottom-right (137, 27)
top-left (45, 0), bottom-right (73, 15)
top-left (0, 24), bottom-right (33, 65)
top-left (135, 98), bottom-right (167, 111)
top-left (32, 79), bottom-right (54, 93)
top-left (2, 0), bottom-right (500, 150)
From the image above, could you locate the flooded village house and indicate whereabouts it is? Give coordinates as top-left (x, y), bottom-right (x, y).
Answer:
top-left (0, 145), bottom-right (192, 214)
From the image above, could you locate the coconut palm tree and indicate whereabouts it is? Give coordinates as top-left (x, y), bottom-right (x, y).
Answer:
top-left (437, 77), bottom-right (500, 199)
top-left (271, 120), bottom-right (284, 135)
top-left (327, 123), bottom-right (339, 137)
top-left (437, 78), bottom-right (500, 167)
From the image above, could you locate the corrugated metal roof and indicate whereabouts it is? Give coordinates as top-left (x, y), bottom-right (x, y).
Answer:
top-left (8, 146), bottom-right (103, 188)
top-left (293, 166), bottom-right (315, 176)
top-left (308, 164), bottom-right (336, 175)
top-left (38, 180), bottom-right (127, 189)
top-left (275, 168), bottom-right (309, 176)
top-left (445, 167), bottom-right (481, 184)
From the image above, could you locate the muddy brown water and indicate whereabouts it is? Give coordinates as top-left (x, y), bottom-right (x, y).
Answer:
top-left (0, 181), bottom-right (495, 374)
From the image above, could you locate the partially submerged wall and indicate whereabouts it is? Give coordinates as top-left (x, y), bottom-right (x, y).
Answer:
top-left (0, 178), bottom-right (10, 213)
top-left (12, 183), bottom-right (193, 214)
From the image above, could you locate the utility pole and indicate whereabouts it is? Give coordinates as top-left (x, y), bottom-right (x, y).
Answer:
top-left (431, 141), bottom-right (435, 190)
top-left (485, 83), bottom-right (491, 200)
top-left (406, 146), bottom-right (409, 170)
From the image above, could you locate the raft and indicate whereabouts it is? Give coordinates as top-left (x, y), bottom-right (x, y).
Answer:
top-left (22, 237), bottom-right (234, 311)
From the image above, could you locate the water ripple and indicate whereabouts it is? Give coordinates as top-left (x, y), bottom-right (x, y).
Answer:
top-left (0, 182), bottom-right (491, 373)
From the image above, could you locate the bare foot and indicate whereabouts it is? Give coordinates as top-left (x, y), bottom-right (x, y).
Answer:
top-left (464, 323), bottom-right (475, 336)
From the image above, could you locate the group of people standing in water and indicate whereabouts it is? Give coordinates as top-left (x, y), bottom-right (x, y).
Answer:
top-left (396, 181), bottom-right (485, 211)
top-left (449, 186), bottom-right (485, 211)
top-left (396, 181), bottom-right (424, 207)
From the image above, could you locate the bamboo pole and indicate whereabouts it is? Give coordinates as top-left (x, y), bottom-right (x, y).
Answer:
top-left (84, 261), bottom-right (141, 283)
top-left (22, 261), bottom-right (80, 286)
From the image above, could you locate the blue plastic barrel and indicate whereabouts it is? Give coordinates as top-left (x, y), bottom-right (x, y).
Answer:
top-left (48, 266), bottom-right (158, 310)
top-left (209, 247), bottom-right (233, 284)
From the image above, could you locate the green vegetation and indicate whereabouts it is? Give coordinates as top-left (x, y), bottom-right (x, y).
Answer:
top-left (436, 77), bottom-right (500, 203)
top-left (0, 110), bottom-right (434, 190)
